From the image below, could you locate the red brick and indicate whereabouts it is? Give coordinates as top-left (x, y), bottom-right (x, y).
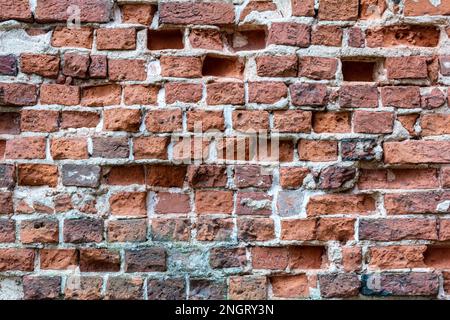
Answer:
top-left (0, 248), bottom-right (35, 271)
top-left (298, 56), bottom-right (338, 79)
top-left (210, 247), bottom-right (247, 269)
top-left (146, 109), bottom-right (183, 133)
top-left (20, 219), bottom-right (59, 244)
top-left (195, 190), bottom-right (233, 214)
top-left (21, 110), bottom-right (59, 132)
top-left (273, 110), bottom-right (311, 133)
top-left (80, 249), bottom-right (120, 272)
top-left (240, 1), bottom-right (277, 20)
top-left (271, 274), bottom-right (310, 298)
top-left (104, 108), bottom-right (141, 132)
top-left (109, 59), bottom-right (147, 81)
top-left (40, 249), bottom-right (78, 270)
top-left (367, 25), bottom-right (439, 48)
top-left (384, 191), bottom-right (450, 215)
top-left (51, 138), bottom-right (88, 160)
top-left (360, 0), bottom-right (387, 19)
top-left (381, 86), bottom-right (421, 108)
top-left (339, 85), bottom-right (378, 108)
top-left (207, 82), bottom-right (244, 105)
top-left (20, 54), bottom-right (60, 78)
top-left (307, 194), bottom-right (375, 217)
top-left (248, 82), bottom-right (288, 104)
top-left (97, 28), bottom-right (136, 50)
top-left (146, 165), bottom-right (187, 188)
top-left (5, 137), bottom-right (46, 159)
top-left (353, 111), bottom-right (394, 134)
top-left (60, 111), bottom-right (100, 129)
top-left (369, 246), bottom-right (426, 269)
top-left (421, 114), bottom-right (450, 136)
top-left (342, 247), bottom-right (362, 272)
top-left (256, 55), bottom-right (298, 77)
top-left (187, 165), bottom-right (227, 188)
top-left (81, 84), bottom-right (121, 107)
top-left (281, 219), bottom-right (317, 241)
top-left (105, 277), bottom-right (143, 300)
top-left (52, 27), bottom-right (93, 48)
top-left (292, 0), bottom-right (315, 16)
top-left (89, 55), bottom-right (108, 78)
top-left (18, 164), bottom-right (58, 187)
top-left (404, 0), bottom-right (450, 16)
top-left (63, 53), bottom-right (89, 78)
top-left (160, 56), bottom-right (202, 78)
top-left (279, 167), bottom-right (310, 189)
top-left (165, 82), bottom-right (203, 104)
top-left (359, 218), bottom-right (438, 241)
top-left (155, 192), bottom-right (190, 214)
top-left (187, 110), bottom-right (224, 132)
top-left (35, 0), bottom-right (112, 23)
top-left (298, 140), bottom-right (338, 161)
top-left (237, 218), bottom-right (275, 241)
top-left (125, 248), bottom-right (166, 272)
top-left (384, 141), bottom-right (450, 164)
top-left (359, 169), bottom-right (439, 190)
top-left (189, 29), bottom-right (223, 50)
top-left (232, 110), bottom-right (269, 132)
top-left (40, 84), bottom-right (80, 106)
top-left (316, 218), bottom-right (356, 241)
top-left (311, 25), bottom-right (343, 46)
top-left (102, 165), bottom-right (144, 185)
top-left (319, 0), bottom-right (359, 21)
top-left (109, 192), bottom-right (147, 217)
top-left (197, 217), bottom-right (233, 241)
top-left (203, 55), bottom-right (244, 79)
top-left (0, 83), bottom-right (38, 106)
top-left (159, 2), bottom-right (235, 25)
top-left (64, 218), bottom-right (103, 243)
top-left (133, 136), bottom-right (169, 160)
top-left (121, 4), bottom-right (155, 25)
top-left (290, 83), bottom-right (328, 106)
top-left (0, 219), bottom-right (15, 242)
top-left (108, 219), bottom-right (147, 243)
top-left (386, 56), bottom-right (429, 79)
top-left (229, 276), bottom-right (267, 300)
top-left (65, 276), bottom-right (102, 300)
top-left (152, 218), bottom-right (191, 241)
top-left (0, 0), bottom-right (32, 22)
top-left (313, 112), bottom-right (351, 133)
top-left (268, 23), bottom-right (310, 47)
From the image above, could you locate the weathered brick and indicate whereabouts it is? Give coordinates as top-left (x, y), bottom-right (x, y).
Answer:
top-left (109, 192), bottom-right (147, 217)
top-left (21, 110), bottom-right (59, 132)
top-left (52, 27), bottom-right (93, 48)
top-left (0, 83), bottom-right (38, 106)
top-left (79, 249), bottom-right (120, 272)
top-left (18, 164), bottom-right (58, 187)
top-left (20, 219), bottom-right (59, 244)
top-left (384, 141), bottom-right (450, 164)
top-left (362, 273), bottom-right (439, 296)
top-left (290, 83), bottom-right (328, 106)
top-left (256, 55), bottom-right (298, 77)
top-left (0, 0), bottom-right (32, 22)
top-left (268, 23), bottom-right (310, 47)
top-left (60, 111), bottom-right (99, 129)
top-left (102, 165), bottom-right (144, 186)
top-left (160, 56), bottom-right (202, 78)
top-left (125, 248), bottom-right (166, 272)
top-left (20, 54), bottom-right (60, 78)
top-left (109, 59), bottom-right (146, 81)
top-left (51, 138), bottom-right (88, 160)
top-left (61, 162), bottom-right (99, 189)
top-left (35, 0), bottom-right (112, 23)
top-left (108, 219), bottom-right (147, 243)
top-left (92, 137), bottom-right (129, 159)
top-left (159, 2), bottom-right (235, 25)
top-left (40, 249), bottom-right (78, 270)
top-left (105, 277), bottom-right (143, 300)
top-left (307, 194), bottom-right (375, 216)
top-left (23, 276), bottom-right (61, 300)
top-left (121, 4), bottom-right (155, 25)
top-left (5, 137), bottom-right (46, 159)
top-left (40, 84), bottom-right (80, 106)
top-left (104, 108), bottom-right (141, 132)
top-left (0, 55), bottom-right (17, 75)
top-left (298, 56), bottom-right (337, 79)
top-left (64, 218), bottom-right (103, 243)
top-left (359, 218), bottom-right (438, 241)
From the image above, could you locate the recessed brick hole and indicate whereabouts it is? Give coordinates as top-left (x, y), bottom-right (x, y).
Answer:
top-left (202, 55), bottom-right (244, 78)
top-left (424, 247), bottom-right (450, 269)
top-left (148, 29), bottom-right (184, 50)
top-left (229, 29), bottom-right (267, 51)
top-left (341, 60), bottom-right (377, 82)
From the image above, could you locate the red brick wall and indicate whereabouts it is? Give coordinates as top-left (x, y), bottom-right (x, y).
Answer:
top-left (0, 0), bottom-right (449, 300)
